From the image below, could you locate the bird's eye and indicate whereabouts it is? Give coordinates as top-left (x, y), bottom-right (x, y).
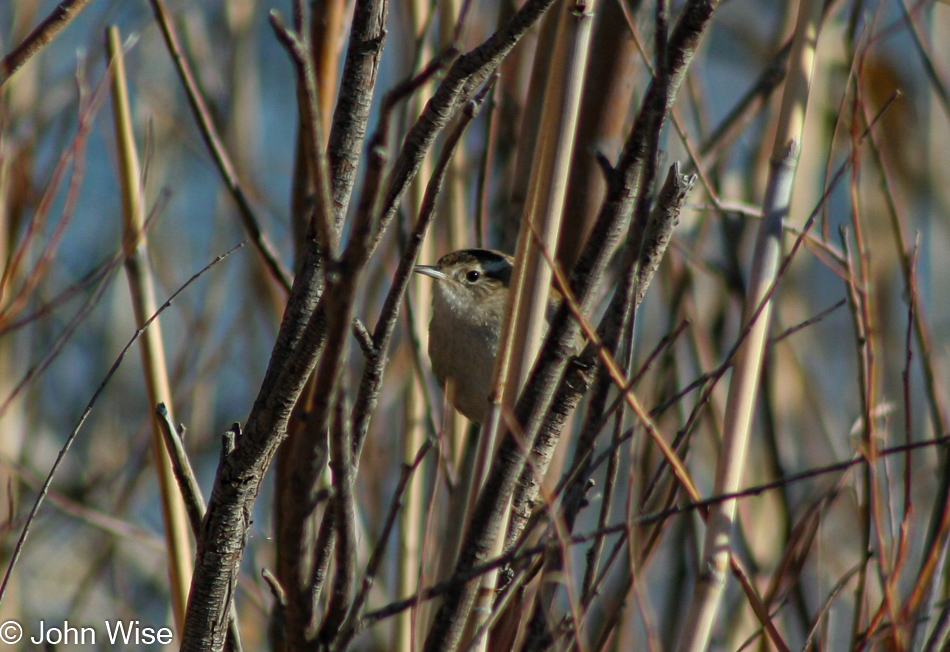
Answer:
top-left (465, 270), bottom-right (481, 283)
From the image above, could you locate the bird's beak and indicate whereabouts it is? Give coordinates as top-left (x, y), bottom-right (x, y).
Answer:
top-left (414, 265), bottom-right (447, 281)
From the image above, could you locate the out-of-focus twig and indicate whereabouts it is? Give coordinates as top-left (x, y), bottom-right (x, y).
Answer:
top-left (0, 240), bottom-right (244, 614)
top-left (676, 0), bottom-right (823, 647)
top-left (148, 0), bottom-right (292, 293)
top-left (335, 440), bottom-right (434, 649)
top-left (0, 0), bottom-right (94, 87)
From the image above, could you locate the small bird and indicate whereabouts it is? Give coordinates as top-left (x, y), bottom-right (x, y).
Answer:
top-left (414, 249), bottom-right (512, 424)
top-left (415, 249), bottom-right (567, 425)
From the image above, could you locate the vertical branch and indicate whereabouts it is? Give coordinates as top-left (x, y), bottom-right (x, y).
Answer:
top-left (317, 385), bottom-right (357, 645)
top-left (557, 0), bottom-right (639, 270)
top-left (155, 405), bottom-right (244, 652)
top-left (399, 2), bottom-right (440, 648)
top-left (105, 26), bottom-right (193, 634)
top-left (270, 13), bottom-right (336, 260)
top-left (502, 7), bottom-right (560, 253)
top-left (267, 13), bottom-right (342, 648)
top-left (327, 0), bottom-right (390, 229)
top-left (675, 0), bottom-right (823, 648)
top-left (290, 0), bottom-right (346, 260)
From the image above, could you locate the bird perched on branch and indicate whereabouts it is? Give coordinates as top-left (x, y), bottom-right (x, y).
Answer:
top-left (415, 249), bottom-right (566, 425)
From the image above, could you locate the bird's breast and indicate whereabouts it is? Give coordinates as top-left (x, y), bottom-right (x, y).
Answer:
top-left (427, 291), bottom-right (501, 423)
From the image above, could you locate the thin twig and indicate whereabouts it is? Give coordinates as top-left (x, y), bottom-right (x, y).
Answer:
top-left (269, 11), bottom-right (336, 257)
top-left (359, 432), bottom-right (950, 631)
top-left (155, 405), bottom-right (205, 533)
top-left (0, 242), bottom-right (245, 609)
top-left (334, 440), bottom-right (433, 649)
top-left (148, 0), bottom-right (292, 292)
top-left (155, 404), bottom-right (245, 652)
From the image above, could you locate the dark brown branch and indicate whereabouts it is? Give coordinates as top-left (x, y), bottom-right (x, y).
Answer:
top-left (271, 37), bottom-right (426, 647)
top-left (266, 19), bottom-right (342, 632)
top-left (522, 145), bottom-right (687, 649)
top-left (181, 252), bottom-right (329, 652)
top-left (327, 0), bottom-right (391, 229)
top-left (0, 0), bottom-right (94, 87)
top-left (181, 48), bottom-right (389, 643)
top-left (317, 388), bottom-right (357, 645)
top-left (270, 11), bottom-right (336, 257)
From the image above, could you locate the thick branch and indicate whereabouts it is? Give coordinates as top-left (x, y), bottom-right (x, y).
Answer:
top-left (327, 0), bottom-right (390, 228)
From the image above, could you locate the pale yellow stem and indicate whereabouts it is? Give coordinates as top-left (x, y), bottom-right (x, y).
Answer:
top-left (676, 1), bottom-right (823, 649)
top-left (106, 26), bottom-right (193, 634)
top-left (465, 2), bottom-right (596, 649)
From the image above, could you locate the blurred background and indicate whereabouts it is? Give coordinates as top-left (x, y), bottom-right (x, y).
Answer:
top-left (1, 0), bottom-right (949, 649)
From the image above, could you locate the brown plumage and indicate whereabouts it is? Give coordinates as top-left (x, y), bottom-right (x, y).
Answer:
top-left (415, 249), bottom-right (565, 424)
top-left (415, 250), bottom-right (511, 424)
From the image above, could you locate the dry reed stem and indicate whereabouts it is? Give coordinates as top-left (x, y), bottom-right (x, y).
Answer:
top-left (462, 4), bottom-right (595, 650)
top-left (105, 26), bottom-right (192, 634)
top-left (399, 0), bottom-right (440, 647)
top-left (676, 0), bottom-right (824, 648)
